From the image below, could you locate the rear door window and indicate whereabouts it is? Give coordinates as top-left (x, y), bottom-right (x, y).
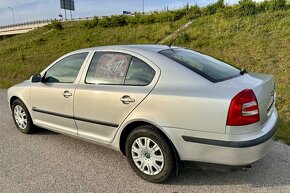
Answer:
top-left (125, 57), bottom-right (155, 86)
top-left (159, 49), bottom-right (241, 82)
top-left (86, 52), bottom-right (155, 86)
top-left (86, 52), bottom-right (131, 85)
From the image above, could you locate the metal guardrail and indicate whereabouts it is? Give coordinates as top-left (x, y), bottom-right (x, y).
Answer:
top-left (0, 17), bottom-right (98, 36)
top-left (0, 19), bottom-right (54, 29)
top-left (0, 17), bottom-right (98, 29)
top-left (0, 12), bottom-right (155, 30)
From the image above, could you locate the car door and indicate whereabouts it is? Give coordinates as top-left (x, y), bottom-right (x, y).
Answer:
top-left (30, 52), bottom-right (89, 135)
top-left (74, 51), bottom-right (159, 143)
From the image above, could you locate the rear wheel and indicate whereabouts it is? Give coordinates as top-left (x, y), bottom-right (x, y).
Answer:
top-left (125, 125), bottom-right (175, 183)
top-left (12, 99), bottom-right (36, 134)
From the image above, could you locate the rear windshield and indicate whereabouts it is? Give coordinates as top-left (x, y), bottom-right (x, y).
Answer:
top-left (159, 48), bottom-right (241, 82)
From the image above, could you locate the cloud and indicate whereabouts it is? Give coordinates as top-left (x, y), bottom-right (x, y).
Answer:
top-left (0, 0), bottom-right (269, 26)
top-left (0, 0), bottom-right (44, 8)
top-left (0, 0), bottom-right (58, 25)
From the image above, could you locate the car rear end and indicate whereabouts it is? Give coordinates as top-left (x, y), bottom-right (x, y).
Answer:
top-left (223, 73), bottom-right (277, 135)
top-left (157, 47), bottom-right (278, 166)
top-left (208, 72), bottom-right (278, 165)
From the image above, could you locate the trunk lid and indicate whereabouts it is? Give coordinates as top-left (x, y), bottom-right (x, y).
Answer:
top-left (217, 73), bottom-right (275, 126)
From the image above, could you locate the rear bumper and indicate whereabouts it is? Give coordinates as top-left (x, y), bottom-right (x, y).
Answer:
top-left (163, 108), bottom-right (278, 166)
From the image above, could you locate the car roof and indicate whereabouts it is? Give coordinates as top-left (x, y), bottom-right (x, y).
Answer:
top-left (73, 44), bottom-right (178, 54)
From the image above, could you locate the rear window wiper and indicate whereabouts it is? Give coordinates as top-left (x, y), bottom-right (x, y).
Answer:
top-left (240, 68), bottom-right (247, 75)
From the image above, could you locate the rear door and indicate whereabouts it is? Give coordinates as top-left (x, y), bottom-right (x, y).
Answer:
top-left (74, 51), bottom-right (159, 143)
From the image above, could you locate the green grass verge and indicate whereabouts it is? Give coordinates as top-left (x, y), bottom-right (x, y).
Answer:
top-left (0, 10), bottom-right (289, 145)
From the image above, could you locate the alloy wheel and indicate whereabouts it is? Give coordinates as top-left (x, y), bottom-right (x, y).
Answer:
top-left (14, 105), bottom-right (28, 130)
top-left (131, 137), bottom-right (164, 175)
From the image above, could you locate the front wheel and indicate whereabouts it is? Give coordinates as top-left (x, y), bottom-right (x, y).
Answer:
top-left (12, 99), bottom-right (36, 134)
top-left (125, 125), bottom-right (175, 183)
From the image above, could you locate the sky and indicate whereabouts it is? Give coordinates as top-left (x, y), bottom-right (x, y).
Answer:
top-left (0, 0), bottom-right (263, 26)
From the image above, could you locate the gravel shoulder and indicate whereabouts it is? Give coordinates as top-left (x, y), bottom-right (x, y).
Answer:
top-left (0, 90), bottom-right (289, 193)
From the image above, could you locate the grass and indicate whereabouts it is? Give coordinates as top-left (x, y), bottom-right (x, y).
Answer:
top-left (0, 9), bottom-right (289, 145)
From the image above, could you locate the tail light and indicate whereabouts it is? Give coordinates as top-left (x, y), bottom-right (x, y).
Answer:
top-left (227, 89), bottom-right (260, 126)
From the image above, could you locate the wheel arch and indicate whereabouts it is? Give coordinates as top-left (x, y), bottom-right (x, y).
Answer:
top-left (119, 120), bottom-right (182, 175)
top-left (9, 96), bottom-right (33, 120)
top-left (10, 96), bottom-right (20, 108)
top-left (119, 121), bottom-right (176, 154)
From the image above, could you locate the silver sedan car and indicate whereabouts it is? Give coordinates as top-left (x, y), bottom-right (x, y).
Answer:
top-left (8, 45), bottom-right (278, 183)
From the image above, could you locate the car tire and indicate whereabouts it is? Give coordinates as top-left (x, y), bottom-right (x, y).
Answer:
top-left (125, 125), bottom-right (175, 183)
top-left (12, 99), bottom-right (36, 134)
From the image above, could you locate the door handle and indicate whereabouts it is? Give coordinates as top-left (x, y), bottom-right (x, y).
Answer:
top-left (120, 95), bottom-right (135, 104)
top-left (63, 90), bottom-right (72, 98)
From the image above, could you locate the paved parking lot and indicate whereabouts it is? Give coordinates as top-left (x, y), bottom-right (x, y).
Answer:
top-left (0, 90), bottom-right (289, 193)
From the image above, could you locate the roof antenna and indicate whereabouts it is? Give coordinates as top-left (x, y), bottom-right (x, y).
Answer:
top-left (168, 34), bottom-right (181, 47)
top-left (156, 20), bottom-right (194, 46)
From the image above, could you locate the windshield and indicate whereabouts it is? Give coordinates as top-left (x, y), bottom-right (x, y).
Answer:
top-left (159, 48), bottom-right (241, 82)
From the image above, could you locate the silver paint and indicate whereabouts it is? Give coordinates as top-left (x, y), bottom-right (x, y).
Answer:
top-left (7, 45), bottom-right (278, 167)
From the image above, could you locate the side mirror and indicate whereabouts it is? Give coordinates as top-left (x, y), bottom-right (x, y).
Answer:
top-left (31, 74), bottom-right (42, 83)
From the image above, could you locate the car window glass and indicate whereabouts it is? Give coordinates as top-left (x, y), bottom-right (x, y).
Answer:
top-left (44, 53), bottom-right (88, 83)
top-left (86, 52), bottom-right (131, 85)
top-left (159, 49), bottom-right (241, 82)
top-left (125, 57), bottom-right (155, 86)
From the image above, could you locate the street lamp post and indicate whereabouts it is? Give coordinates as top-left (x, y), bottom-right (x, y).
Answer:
top-left (142, 0), bottom-right (144, 13)
top-left (8, 7), bottom-right (15, 25)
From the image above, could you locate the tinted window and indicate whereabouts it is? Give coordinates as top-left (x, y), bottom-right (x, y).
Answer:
top-left (159, 49), bottom-right (241, 82)
top-left (44, 53), bottom-right (88, 83)
top-left (125, 57), bottom-right (155, 86)
top-left (86, 52), bottom-right (131, 85)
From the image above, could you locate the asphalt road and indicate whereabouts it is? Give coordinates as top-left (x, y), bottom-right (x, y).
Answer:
top-left (0, 90), bottom-right (289, 193)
